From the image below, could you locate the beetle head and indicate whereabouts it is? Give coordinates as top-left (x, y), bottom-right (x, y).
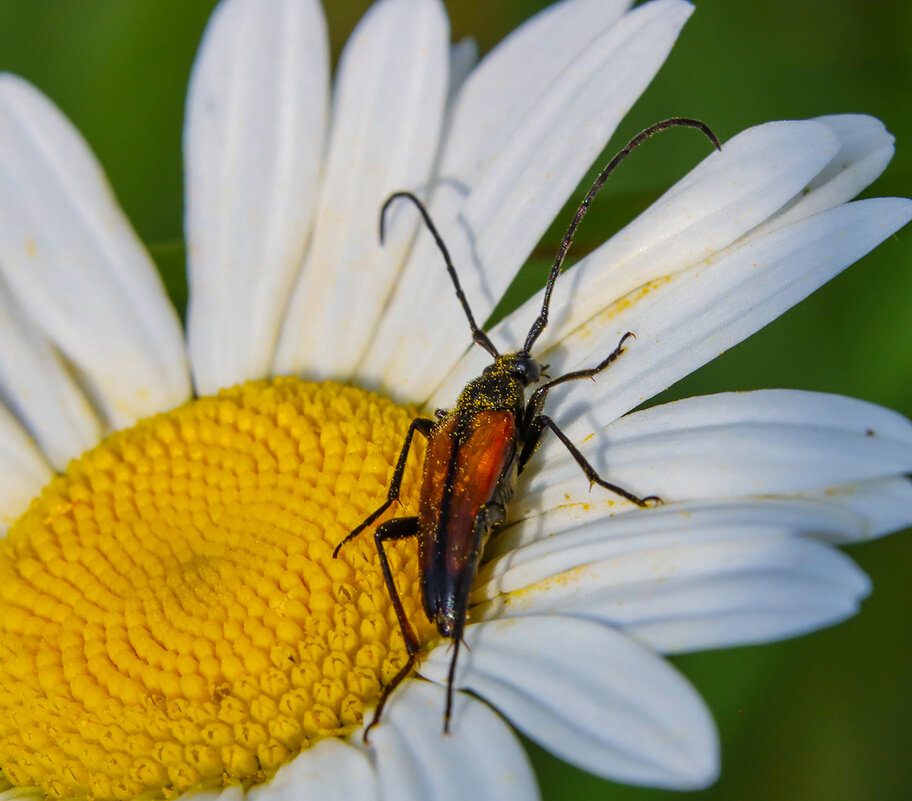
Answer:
top-left (484, 352), bottom-right (542, 386)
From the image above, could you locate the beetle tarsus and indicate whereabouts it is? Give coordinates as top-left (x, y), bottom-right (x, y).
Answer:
top-left (363, 650), bottom-right (417, 744)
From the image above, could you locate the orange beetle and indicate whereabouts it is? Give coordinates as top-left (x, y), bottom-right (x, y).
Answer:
top-left (335, 118), bottom-right (721, 739)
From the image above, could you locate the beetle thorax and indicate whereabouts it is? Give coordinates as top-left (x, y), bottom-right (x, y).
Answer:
top-left (454, 352), bottom-right (540, 419)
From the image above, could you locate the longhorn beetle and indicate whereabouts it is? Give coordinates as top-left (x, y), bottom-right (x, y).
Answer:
top-left (335, 117), bottom-right (721, 740)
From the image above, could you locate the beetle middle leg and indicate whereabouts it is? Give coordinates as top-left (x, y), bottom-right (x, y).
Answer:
top-left (521, 415), bottom-right (658, 507)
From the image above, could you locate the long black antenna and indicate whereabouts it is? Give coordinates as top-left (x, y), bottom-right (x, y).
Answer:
top-left (522, 117), bottom-right (722, 354)
top-left (381, 191), bottom-right (499, 359)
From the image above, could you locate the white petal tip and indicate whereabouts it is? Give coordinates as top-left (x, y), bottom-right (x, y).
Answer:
top-left (662, 735), bottom-right (720, 790)
top-left (0, 73), bottom-right (37, 105)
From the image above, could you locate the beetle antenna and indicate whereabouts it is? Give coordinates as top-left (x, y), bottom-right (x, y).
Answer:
top-left (381, 191), bottom-right (499, 358)
top-left (522, 117), bottom-right (722, 353)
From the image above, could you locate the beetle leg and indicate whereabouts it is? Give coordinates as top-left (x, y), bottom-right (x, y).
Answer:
top-left (520, 414), bottom-right (659, 507)
top-left (333, 416), bottom-right (433, 558)
top-left (524, 332), bottom-right (634, 429)
top-left (364, 516), bottom-right (422, 742)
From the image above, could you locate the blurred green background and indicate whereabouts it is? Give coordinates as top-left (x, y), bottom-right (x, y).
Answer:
top-left (1, 1), bottom-right (909, 799)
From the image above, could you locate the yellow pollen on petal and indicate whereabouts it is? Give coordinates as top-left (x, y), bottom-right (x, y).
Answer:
top-left (0, 379), bottom-right (437, 801)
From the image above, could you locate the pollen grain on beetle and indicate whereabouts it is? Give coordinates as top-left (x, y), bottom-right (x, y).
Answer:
top-left (0, 378), bottom-right (436, 801)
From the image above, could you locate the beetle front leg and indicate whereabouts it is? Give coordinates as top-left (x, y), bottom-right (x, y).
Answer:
top-left (523, 332), bottom-right (634, 430)
top-left (520, 414), bottom-right (659, 508)
top-left (333, 416), bottom-right (433, 558)
top-left (365, 516), bottom-right (422, 742)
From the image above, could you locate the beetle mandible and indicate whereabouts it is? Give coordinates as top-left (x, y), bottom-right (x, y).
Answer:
top-left (334, 117), bottom-right (721, 740)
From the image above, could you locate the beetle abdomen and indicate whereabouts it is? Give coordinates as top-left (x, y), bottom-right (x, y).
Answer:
top-left (417, 411), bottom-right (516, 634)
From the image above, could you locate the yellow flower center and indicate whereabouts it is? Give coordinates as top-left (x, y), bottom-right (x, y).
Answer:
top-left (0, 378), bottom-right (436, 801)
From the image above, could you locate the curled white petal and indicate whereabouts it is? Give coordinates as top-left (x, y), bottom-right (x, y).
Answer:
top-left (497, 120), bottom-right (841, 359)
top-left (429, 117), bottom-right (842, 404)
top-left (770, 113), bottom-right (896, 228)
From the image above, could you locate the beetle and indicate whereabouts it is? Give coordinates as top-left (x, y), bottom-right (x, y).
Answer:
top-left (334, 117), bottom-right (721, 740)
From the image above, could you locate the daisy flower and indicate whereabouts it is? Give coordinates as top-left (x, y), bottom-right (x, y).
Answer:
top-left (0, 0), bottom-right (909, 800)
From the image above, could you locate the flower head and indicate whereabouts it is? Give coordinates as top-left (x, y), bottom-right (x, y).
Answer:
top-left (0, 1), bottom-right (910, 800)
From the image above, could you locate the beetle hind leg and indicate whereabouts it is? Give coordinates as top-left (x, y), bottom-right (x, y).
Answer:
top-left (364, 516), bottom-right (422, 742)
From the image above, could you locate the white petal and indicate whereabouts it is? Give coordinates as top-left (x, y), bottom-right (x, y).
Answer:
top-left (365, 0), bottom-right (694, 400)
top-left (369, 679), bottom-right (539, 801)
top-left (431, 118), bottom-right (843, 404)
top-left (250, 738), bottom-right (377, 801)
top-left (494, 197), bottom-right (912, 433)
top-left (185, 0), bottom-right (330, 394)
top-left (0, 281), bottom-right (101, 470)
top-left (478, 497), bottom-right (872, 589)
top-left (0, 75), bottom-right (190, 428)
top-left (447, 37), bottom-right (478, 98)
top-left (515, 121), bottom-right (844, 355)
top-left (489, 478), bottom-right (910, 561)
top-left (430, 0), bottom-right (633, 211)
top-left (0, 403), bottom-right (53, 533)
top-left (184, 788), bottom-right (243, 801)
top-left (619, 542), bottom-right (870, 654)
top-left (441, 0), bottom-right (632, 188)
top-left (801, 477), bottom-right (912, 541)
top-left (274, 0), bottom-right (449, 380)
top-left (669, 114), bottom-right (897, 256)
top-left (362, 0), bottom-right (633, 386)
top-left (421, 616), bottom-right (718, 789)
top-left (474, 534), bottom-right (869, 655)
top-left (516, 390), bottom-right (912, 516)
top-left (769, 114), bottom-right (896, 229)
